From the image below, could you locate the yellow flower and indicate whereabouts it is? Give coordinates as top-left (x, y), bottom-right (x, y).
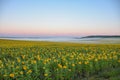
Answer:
top-left (37, 55), bottom-right (41, 60)
top-left (22, 62), bottom-right (25, 65)
top-left (85, 61), bottom-right (89, 64)
top-left (63, 65), bottom-right (67, 69)
top-left (9, 73), bottom-right (14, 78)
top-left (72, 64), bottom-right (75, 67)
top-left (17, 58), bottom-right (21, 63)
top-left (27, 70), bottom-right (32, 74)
top-left (70, 55), bottom-right (74, 58)
top-left (20, 71), bottom-right (23, 75)
top-left (78, 61), bottom-right (82, 64)
top-left (11, 65), bottom-right (14, 68)
top-left (44, 73), bottom-right (48, 76)
top-left (23, 66), bottom-right (27, 70)
top-left (0, 64), bottom-right (3, 68)
top-left (0, 60), bottom-right (2, 64)
top-left (31, 60), bottom-right (37, 64)
top-left (95, 59), bottom-right (98, 62)
top-left (58, 64), bottom-right (62, 68)
top-left (21, 55), bottom-right (25, 59)
top-left (54, 59), bottom-right (58, 62)
top-left (118, 59), bottom-right (120, 63)
top-left (16, 66), bottom-right (19, 69)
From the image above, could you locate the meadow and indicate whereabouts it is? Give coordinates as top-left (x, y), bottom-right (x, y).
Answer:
top-left (0, 39), bottom-right (120, 80)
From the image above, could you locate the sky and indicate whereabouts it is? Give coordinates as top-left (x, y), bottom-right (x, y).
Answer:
top-left (0, 0), bottom-right (120, 37)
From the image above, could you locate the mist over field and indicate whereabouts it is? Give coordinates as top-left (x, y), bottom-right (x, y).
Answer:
top-left (0, 36), bottom-right (120, 44)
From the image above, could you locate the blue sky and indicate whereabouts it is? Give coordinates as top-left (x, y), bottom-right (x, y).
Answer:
top-left (0, 0), bottom-right (120, 37)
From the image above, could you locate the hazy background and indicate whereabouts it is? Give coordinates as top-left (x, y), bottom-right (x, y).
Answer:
top-left (0, 0), bottom-right (120, 37)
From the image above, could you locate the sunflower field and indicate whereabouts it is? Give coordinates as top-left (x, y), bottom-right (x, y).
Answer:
top-left (0, 39), bottom-right (120, 80)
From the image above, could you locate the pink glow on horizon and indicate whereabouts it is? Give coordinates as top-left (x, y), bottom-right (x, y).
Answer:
top-left (0, 29), bottom-right (120, 37)
top-left (0, 23), bottom-right (120, 36)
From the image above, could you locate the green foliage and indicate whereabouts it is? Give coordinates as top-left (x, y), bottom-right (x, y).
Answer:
top-left (0, 39), bottom-right (120, 80)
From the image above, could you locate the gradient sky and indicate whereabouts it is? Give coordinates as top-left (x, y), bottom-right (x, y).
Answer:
top-left (0, 0), bottom-right (120, 37)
